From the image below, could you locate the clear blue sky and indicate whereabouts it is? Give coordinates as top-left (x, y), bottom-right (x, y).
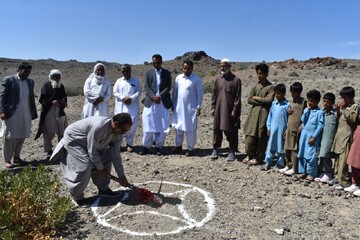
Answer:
top-left (1, 0), bottom-right (360, 64)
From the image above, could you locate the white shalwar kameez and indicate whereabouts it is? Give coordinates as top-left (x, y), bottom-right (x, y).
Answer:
top-left (142, 69), bottom-right (170, 148)
top-left (113, 76), bottom-right (142, 146)
top-left (82, 74), bottom-right (111, 118)
top-left (2, 77), bottom-right (32, 162)
top-left (172, 73), bottom-right (204, 150)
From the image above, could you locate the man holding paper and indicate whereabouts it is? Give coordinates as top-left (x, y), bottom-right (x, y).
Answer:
top-left (140, 54), bottom-right (173, 156)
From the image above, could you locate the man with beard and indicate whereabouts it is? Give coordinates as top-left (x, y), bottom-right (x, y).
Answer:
top-left (82, 63), bottom-right (112, 118)
top-left (0, 62), bottom-right (38, 168)
top-left (35, 69), bottom-right (68, 161)
top-left (210, 59), bottom-right (242, 161)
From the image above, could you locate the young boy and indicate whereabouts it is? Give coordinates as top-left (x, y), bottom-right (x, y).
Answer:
top-left (330, 86), bottom-right (359, 190)
top-left (243, 63), bottom-right (274, 166)
top-left (260, 84), bottom-right (289, 171)
top-left (315, 93), bottom-right (337, 183)
top-left (281, 82), bottom-right (307, 175)
top-left (297, 90), bottom-right (324, 182)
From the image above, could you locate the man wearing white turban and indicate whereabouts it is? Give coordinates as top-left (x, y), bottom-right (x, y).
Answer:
top-left (35, 69), bottom-right (68, 161)
top-left (82, 63), bottom-right (112, 118)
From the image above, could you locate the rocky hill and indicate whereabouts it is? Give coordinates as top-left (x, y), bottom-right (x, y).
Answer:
top-left (1, 52), bottom-right (360, 97)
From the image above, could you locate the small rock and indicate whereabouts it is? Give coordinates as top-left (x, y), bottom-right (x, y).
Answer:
top-left (283, 187), bottom-right (290, 193)
top-left (253, 206), bottom-right (264, 211)
top-left (325, 220), bottom-right (333, 227)
top-left (274, 228), bottom-right (284, 235)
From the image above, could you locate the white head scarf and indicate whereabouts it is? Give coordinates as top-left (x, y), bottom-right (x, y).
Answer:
top-left (49, 69), bottom-right (62, 88)
top-left (220, 58), bottom-right (231, 76)
top-left (93, 63), bottom-right (106, 84)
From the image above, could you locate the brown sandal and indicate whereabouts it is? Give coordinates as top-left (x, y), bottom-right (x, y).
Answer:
top-left (297, 174), bottom-right (307, 179)
top-left (305, 175), bottom-right (314, 182)
top-left (12, 157), bottom-right (26, 166)
top-left (5, 162), bottom-right (13, 169)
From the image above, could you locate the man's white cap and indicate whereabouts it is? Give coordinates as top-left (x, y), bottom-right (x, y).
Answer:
top-left (220, 58), bottom-right (230, 63)
top-left (49, 69), bottom-right (61, 80)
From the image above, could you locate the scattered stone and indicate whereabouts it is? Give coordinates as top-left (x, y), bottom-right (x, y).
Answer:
top-left (274, 228), bottom-right (284, 235)
top-left (253, 206), bottom-right (264, 211)
top-left (325, 220), bottom-right (333, 227)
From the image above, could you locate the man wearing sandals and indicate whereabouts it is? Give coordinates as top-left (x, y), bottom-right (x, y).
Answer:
top-left (0, 62), bottom-right (38, 168)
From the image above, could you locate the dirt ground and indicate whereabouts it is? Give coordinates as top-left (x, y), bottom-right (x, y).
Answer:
top-left (1, 90), bottom-right (360, 239)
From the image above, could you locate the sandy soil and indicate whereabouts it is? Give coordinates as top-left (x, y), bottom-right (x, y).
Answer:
top-left (2, 90), bottom-right (360, 239)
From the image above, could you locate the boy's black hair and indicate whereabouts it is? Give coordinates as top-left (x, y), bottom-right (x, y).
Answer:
top-left (307, 90), bottom-right (321, 102)
top-left (113, 113), bottom-right (133, 126)
top-left (339, 86), bottom-right (355, 98)
top-left (18, 62), bottom-right (32, 71)
top-left (290, 82), bottom-right (303, 94)
top-left (274, 83), bottom-right (286, 94)
top-left (255, 63), bottom-right (269, 75)
top-left (323, 92), bottom-right (336, 103)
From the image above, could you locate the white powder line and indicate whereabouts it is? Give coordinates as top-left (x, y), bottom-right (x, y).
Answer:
top-left (90, 181), bottom-right (216, 236)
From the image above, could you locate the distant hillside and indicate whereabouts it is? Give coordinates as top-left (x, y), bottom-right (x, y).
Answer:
top-left (1, 52), bottom-right (359, 96)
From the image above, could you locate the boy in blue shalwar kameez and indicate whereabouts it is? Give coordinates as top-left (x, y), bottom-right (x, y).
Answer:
top-left (297, 90), bottom-right (324, 182)
top-left (261, 84), bottom-right (290, 171)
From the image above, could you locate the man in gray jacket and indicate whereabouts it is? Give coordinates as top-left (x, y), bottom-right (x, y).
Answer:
top-left (140, 54), bottom-right (172, 156)
top-left (0, 62), bottom-right (37, 168)
top-left (50, 113), bottom-right (132, 206)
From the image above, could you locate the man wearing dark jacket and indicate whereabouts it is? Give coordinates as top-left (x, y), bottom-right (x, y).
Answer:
top-left (140, 54), bottom-right (172, 156)
top-left (0, 62), bottom-right (37, 168)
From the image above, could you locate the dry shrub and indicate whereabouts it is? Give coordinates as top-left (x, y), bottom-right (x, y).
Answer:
top-left (0, 165), bottom-right (71, 239)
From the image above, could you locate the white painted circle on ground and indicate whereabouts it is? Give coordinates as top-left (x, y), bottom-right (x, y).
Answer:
top-left (90, 181), bottom-right (216, 236)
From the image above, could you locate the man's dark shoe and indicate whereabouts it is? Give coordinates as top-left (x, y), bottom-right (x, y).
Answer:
top-left (185, 150), bottom-right (193, 157)
top-left (155, 148), bottom-right (163, 156)
top-left (98, 188), bottom-right (121, 198)
top-left (139, 147), bottom-right (149, 155)
top-left (260, 164), bottom-right (271, 171)
top-left (226, 150), bottom-right (236, 161)
top-left (173, 146), bottom-right (182, 154)
top-left (210, 149), bottom-right (219, 159)
top-left (71, 198), bottom-right (91, 207)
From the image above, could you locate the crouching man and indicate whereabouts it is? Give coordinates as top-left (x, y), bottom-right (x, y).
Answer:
top-left (50, 113), bottom-right (132, 206)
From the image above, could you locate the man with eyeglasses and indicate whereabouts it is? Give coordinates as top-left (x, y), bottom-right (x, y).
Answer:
top-left (50, 113), bottom-right (132, 206)
top-left (113, 64), bottom-right (142, 153)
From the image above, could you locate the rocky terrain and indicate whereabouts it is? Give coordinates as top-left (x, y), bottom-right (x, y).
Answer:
top-left (1, 52), bottom-right (360, 239)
